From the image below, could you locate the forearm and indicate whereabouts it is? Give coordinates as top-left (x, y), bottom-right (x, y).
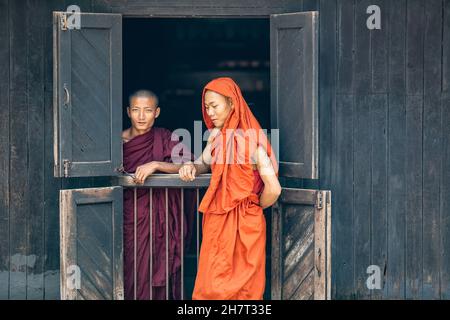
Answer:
top-left (259, 184), bottom-right (281, 209)
top-left (185, 153), bottom-right (210, 175)
top-left (259, 189), bottom-right (279, 209)
top-left (193, 162), bottom-right (210, 175)
top-left (154, 161), bottom-right (183, 174)
top-left (253, 146), bottom-right (281, 209)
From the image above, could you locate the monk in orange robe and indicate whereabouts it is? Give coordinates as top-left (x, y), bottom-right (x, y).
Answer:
top-left (179, 77), bottom-right (281, 300)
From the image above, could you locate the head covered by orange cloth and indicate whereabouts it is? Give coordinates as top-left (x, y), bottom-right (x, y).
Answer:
top-left (198, 77), bottom-right (278, 215)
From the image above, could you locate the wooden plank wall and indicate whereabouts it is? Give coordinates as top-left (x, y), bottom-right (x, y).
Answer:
top-left (0, 0), bottom-right (449, 299)
top-left (0, 0), bottom-right (111, 300)
top-left (320, 0), bottom-right (450, 299)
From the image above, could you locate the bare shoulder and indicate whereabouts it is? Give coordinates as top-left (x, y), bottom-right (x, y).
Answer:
top-left (254, 145), bottom-right (278, 180)
top-left (254, 145), bottom-right (269, 165)
top-left (207, 128), bottom-right (221, 144)
top-left (122, 128), bottom-right (131, 143)
top-left (254, 145), bottom-right (276, 172)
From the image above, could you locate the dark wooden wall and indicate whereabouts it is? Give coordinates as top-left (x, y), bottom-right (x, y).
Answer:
top-left (0, 0), bottom-right (113, 299)
top-left (0, 0), bottom-right (449, 299)
top-left (322, 0), bottom-right (450, 299)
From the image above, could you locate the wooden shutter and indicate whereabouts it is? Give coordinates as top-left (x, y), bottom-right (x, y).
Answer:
top-left (270, 12), bottom-right (319, 179)
top-left (53, 12), bottom-right (122, 177)
top-left (272, 188), bottom-right (331, 300)
top-left (60, 187), bottom-right (123, 300)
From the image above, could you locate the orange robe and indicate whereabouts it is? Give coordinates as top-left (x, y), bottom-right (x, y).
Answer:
top-left (192, 77), bottom-right (278, 300)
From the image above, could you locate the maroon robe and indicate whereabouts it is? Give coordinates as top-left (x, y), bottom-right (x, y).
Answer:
top-left (123, 127), bottom-right (194, 300)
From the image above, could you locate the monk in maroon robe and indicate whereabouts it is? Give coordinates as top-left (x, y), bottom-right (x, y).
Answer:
top-left (122, 90), bottom-right (193, 300)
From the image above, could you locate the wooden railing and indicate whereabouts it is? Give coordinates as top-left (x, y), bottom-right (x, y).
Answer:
top-left (115, 174), bottom-right (211, 300)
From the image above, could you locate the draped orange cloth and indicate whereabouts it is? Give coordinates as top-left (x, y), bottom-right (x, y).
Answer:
top-left (192, 77), bottom-right (278, 300)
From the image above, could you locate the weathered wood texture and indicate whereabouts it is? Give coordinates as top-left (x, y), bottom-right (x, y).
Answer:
top-left (0, 0), bottom-right (10, 300)
top-left (106, 0), bottom-right (305, 16)
top-left (270, 11), bottom-right (319, 179)
top-left (0, 0), bottom-right (113, 299)
top-left (53, 12), bottom-right (122, 178)
top-left (0, 0), bottom-right (449, 299)
top-left (60, 187), bottom-right (123, 300)
top-left (272, 188), bottom-right (331, 300)
top-left (328, 0), bottom-right (450, 299)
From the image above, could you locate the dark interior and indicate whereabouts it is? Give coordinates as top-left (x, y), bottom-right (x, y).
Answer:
top-left (123, 18), bottom-right (270, 150)
top-left (123, 18), bottom-right (272, 299)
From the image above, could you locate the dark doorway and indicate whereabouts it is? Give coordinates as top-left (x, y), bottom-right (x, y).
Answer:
top-left (122, 17), bottom-right (272, 299)
top-left (123, 18), bottom-right (270, 143)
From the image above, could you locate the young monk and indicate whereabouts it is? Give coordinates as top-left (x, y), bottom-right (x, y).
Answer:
top-left (179, 78), bottom-right (281, 300)
top-left (122, 90), bottom-right (193, 300)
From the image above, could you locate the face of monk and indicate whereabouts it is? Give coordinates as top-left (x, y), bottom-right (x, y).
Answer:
top-left (204, 90), bottom-right (233, 129)
top-left (127, 96), bottom-right (160, 133)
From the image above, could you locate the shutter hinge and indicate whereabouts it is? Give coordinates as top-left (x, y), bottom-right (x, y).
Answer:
top-left (63, 159), bottom-right (71, 177)
top-left (60, 13), bottom-right (68, 31)
top-left (115, 163), bottom-right (125, 174)
top-left (316, 191), bottom-right (323, 210)
top-left (115, 288), bottom-right (124, 300)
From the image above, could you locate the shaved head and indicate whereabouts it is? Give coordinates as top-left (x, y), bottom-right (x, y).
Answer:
top-left (129, 90), bottom-right (159, 107)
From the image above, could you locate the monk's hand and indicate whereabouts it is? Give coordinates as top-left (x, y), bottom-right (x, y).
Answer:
top-left (179, 162), bottom-right (196, 182)
top-left (134, 162), bottom-right (158, 184)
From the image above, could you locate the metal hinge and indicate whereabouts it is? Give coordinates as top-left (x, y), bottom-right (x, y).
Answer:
top-left (115, 288), bottom-right (124, 300)
top-left (63, 159), bottom-right (71, 177)
top-left (316, 191), bottom-right (323, 210)
top-left (115, 163), bottom-right (125, 174)
top-left (60, 13), bottom-right (68, 31)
